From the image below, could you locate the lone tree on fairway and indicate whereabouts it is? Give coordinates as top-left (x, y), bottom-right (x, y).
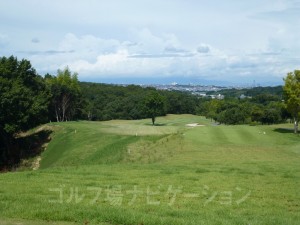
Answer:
top-left (283, 70), bottom-right (300, 134)
top-left (144, 91), bottom-right (165, 125)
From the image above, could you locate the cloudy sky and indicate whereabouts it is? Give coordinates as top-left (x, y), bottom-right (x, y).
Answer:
top-left (0, 0), bottom-right (299, 85)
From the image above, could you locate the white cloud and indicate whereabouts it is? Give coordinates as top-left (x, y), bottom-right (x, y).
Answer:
top-left (53, 32), bottom-right (206, 78)
top-left (1, 0), bottom-right (299, 84)
top-left (25, 29), bottom-right (295, 85)
top-left (30, 30), bottom-right (195, 77)
top-left (64, 49), bottom-right (181, 78)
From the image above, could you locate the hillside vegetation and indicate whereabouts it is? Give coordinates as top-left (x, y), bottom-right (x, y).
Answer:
top-left (0, 115), bottom-right (299, 225)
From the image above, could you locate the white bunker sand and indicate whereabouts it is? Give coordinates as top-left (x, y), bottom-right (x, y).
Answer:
top-left (186, 123), bottom-right (205, 127)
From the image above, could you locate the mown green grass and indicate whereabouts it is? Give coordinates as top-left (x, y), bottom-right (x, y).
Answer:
top-left (0, 115), bottom-right (299, 225)
top-left (0, 218), bottom-right (92, 225)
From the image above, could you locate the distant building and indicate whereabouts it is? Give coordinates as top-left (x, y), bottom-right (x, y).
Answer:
top-left (210, 94), bottom-right (224, 100)
top-left (216, 94), bottom-right (224, 100)
top-left (240, 94), bottom-right (246, 99)
top-left (239, 94), bottom-right (252, 99)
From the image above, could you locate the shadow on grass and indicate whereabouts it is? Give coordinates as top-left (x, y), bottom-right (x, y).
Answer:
top-left (1, 129), bottom-right (53, 172)
top-left (12, 130), bottom-right (52, 170)
top-left (17, 129), bottom-right (53, 158)
top-left (153, 123), bottom-right (167, 126)
top-left (144, 122), bottom-right (167, 126)
top-left (273, 128), bottom-right (295, 134)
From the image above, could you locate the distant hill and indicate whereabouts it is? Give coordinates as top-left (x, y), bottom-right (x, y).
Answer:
top-left (206, 86), bottom-right (283, 98)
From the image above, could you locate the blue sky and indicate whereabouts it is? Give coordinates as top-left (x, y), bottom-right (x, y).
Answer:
top-left (0, 0), bottom-right (299, 85)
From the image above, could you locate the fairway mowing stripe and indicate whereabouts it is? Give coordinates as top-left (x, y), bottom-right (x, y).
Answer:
top-left (235, 126), bottom-right (257, 143)
top-left (210, 126), bottom-right (229, 144)
top-left (225, 126), bottom-right (250, 145)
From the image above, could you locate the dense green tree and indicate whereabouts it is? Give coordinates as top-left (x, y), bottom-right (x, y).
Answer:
top-left (0, 56), bottom-right (49, 167)
top-left (79, 82), bottom-right (200, 122)
top-left (206, 86), bottom-right (283, 98)
top-left (199, 96), bottom-right (288, 125)
top-left (283, 70), bottom-right (300, 134)
top-left (144, 91), bottom-right (166, 125)
top-left (203, 100), bottom-right (224, 122)
top-left (252, 94), bottom-right (281, 105)
top-left (61, 81), bottom-right (288, 126)
top-left (250, 105), bottom-right (264, 123)
top-left (164, 91), bottom-right (198, 114)
top-left (217, 106), bottom-right (247, 125)
top-left (46, 68), bottom-right (81, 122)
top-left (261, 107), bottom-right (282, 125)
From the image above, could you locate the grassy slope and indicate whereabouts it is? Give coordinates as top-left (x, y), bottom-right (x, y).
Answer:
top-left (0, 115), bottom-right (299, 225)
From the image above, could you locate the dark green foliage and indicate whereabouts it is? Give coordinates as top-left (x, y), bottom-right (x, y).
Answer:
top-left (0, 56), bottom-right (50, 168)
top-left (0, 56), bottom-right (49, 134)
top-left (45, 68), bottom-right (82, 122)
top-left (200, 96), bottom-right (285, 125)
top-left (79, 82), bottom-right (198, 121)
top-left (163, 91), bottom-right (198, 114)
top-left (78, 83), bottom-right (288, 126)
top-left (218, 107), bottom-right (247, 125)
top-left (80, 83), bottom-right (147, 120)
top-left (251, 94), bottom-right (281, 105)
top-left (207, 86), bottom-right (283, 98)
top-left (261, 107), bottom-right (282, 125)
top-left (283, 70), bottom-right (300, 133)
top-left (250, 105), bottom-right (264, 123)
top-left (144, 91), bottom-right (166, 125)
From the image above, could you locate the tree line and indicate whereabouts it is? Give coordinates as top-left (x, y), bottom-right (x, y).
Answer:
top-left (1, 56), bottom-right (299, 169)
top-left (197, 94), bottom-right (289, 125)
top-left (206, 86), bottom-right (284, 98)
top-left (79, 82), bottom-right (198, 122)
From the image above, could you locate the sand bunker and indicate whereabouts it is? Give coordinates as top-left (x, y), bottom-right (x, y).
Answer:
top-left (186, 123), bottom-right (205, 127)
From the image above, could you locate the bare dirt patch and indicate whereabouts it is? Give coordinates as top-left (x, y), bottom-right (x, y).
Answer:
top-left (32, 156), bottom-right (42, 170)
